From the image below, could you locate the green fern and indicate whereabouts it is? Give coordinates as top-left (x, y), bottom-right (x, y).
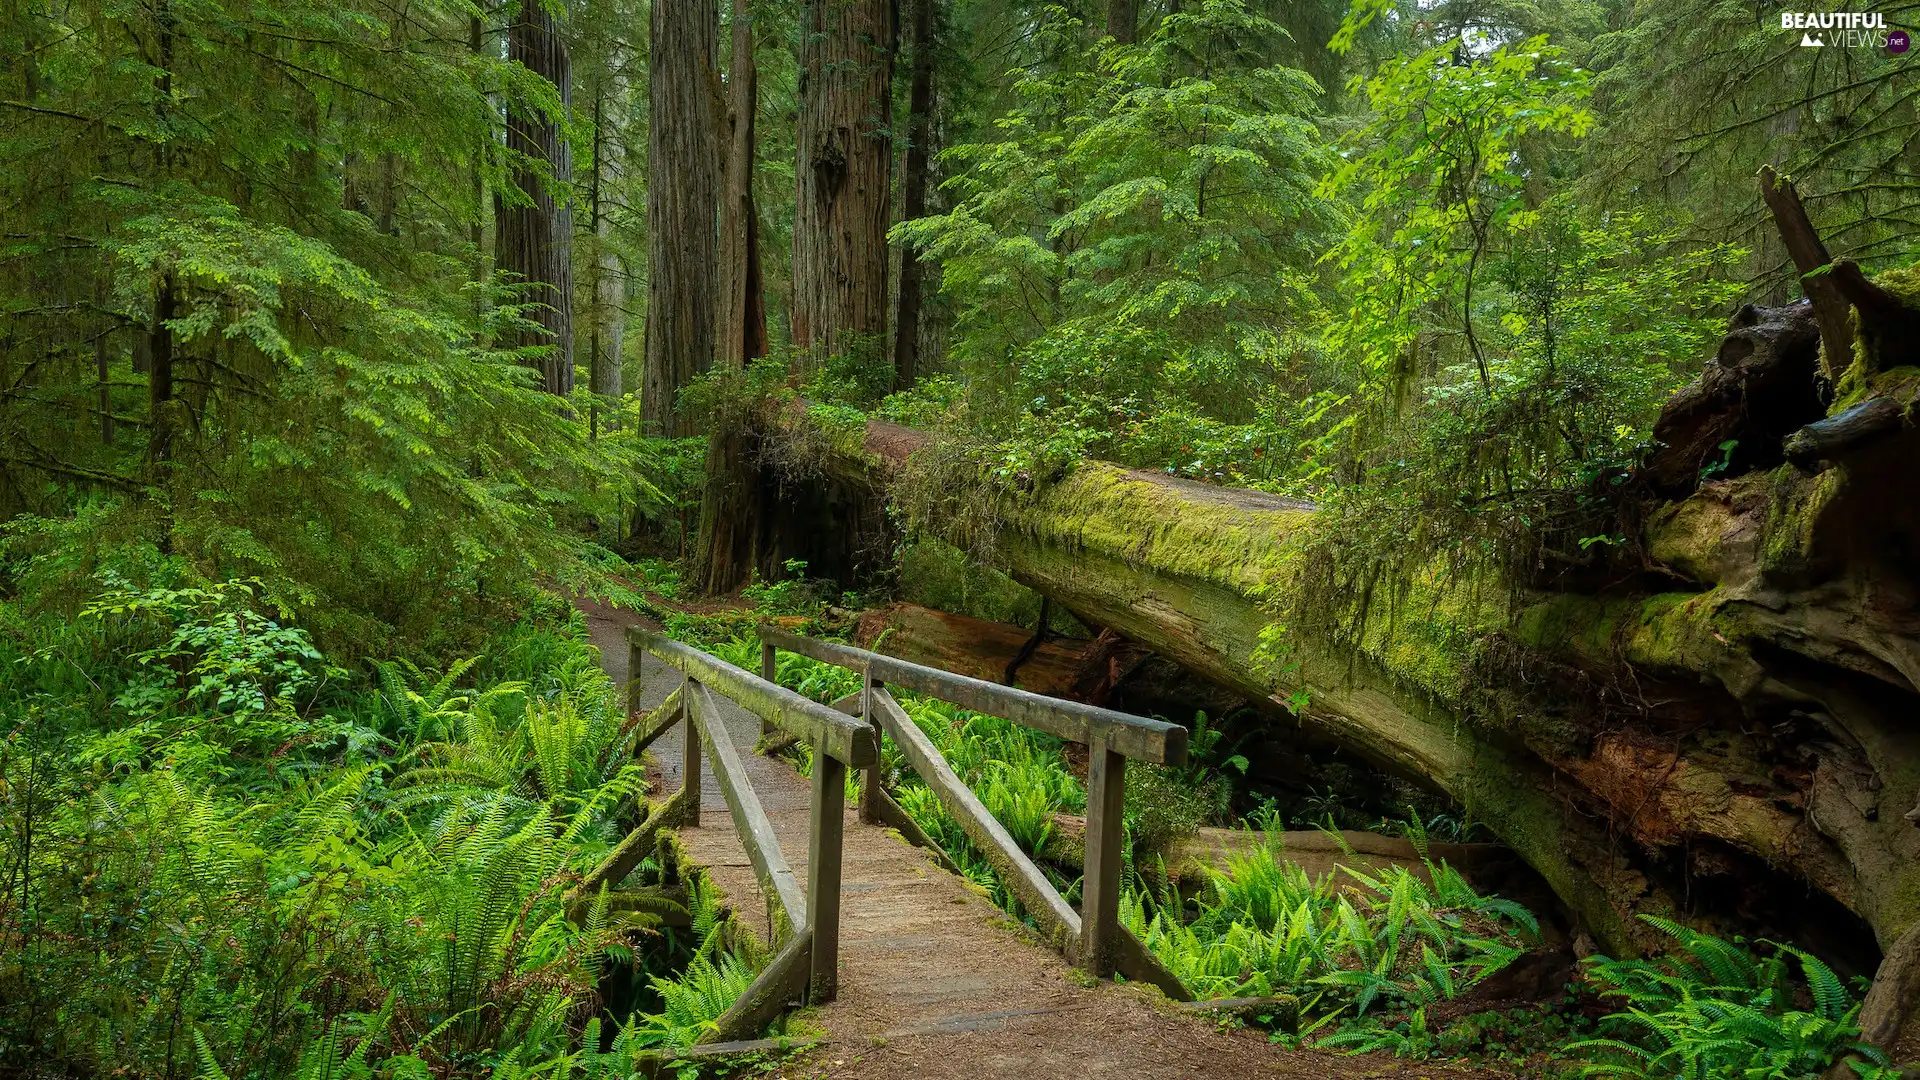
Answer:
top-left (1574, 915), bottom-right (1884, 1080)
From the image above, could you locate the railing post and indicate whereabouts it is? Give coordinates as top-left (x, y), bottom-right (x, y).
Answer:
top-left (759, 638), bottom-right (778, 740)
top-left (681, 675), bottom-right (702, 827)
top-left (806, 737), bottom-right (847, 1003)
top-left (628, 642), bottom-right (645, 721)
top-left (1080, 733), bottom-right (1126, 978)
top-left (858, 668), bottom-right (883, 824)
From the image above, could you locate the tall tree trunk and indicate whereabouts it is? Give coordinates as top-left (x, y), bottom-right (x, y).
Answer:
top-left (589, 74), bottom-right (627, 436)
top-left (891, 0), bottom-right (936, 392)
top-left (497, 0), bottom-right (575, 396)
top-left (714, 5), bottom-right (761, 374)
top-left (792, 0), bottom-right (895, 366)
top-left (470, 15), bottom-right (487, 274)
top-left (1106, 0), bottom-right (1138, 44)
top-left (148, 4), bottom-right (176, 467)
top-left (641, 0), bottom-right (720, 435)
top-left (695, 0), bottom-right (767, 594)
top-left (147, 273), bottom-right (175, 466)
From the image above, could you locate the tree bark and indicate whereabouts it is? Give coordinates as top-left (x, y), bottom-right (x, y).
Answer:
top-left (715, 2), bottom-right (762, 374)
top-left (470, 15), bottom-right (487, 280)
top-left (1759, 166), bottom-right (1851, 380)
top-left (1106, 0), bottom-right (1138, 44)
top-left (498, 0), bottom-right (575, 396)
top-left (793, 0), bottom-right (895, 366)
top-left (694, 0), bottom-right (769, 594)
top-left (589, 71), bottom-right (628, 435)
top-left (891, 0), bottom-right (936, 392)
top-left (147, 273), bottom-right (175, 466)
top-left (642, 0), bottom-right (720, 436)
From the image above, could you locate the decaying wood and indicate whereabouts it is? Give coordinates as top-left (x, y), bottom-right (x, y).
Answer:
top-left (1759, 166), bottom-right (1853, 378)
top-left (1829, 261), bottom-right (1920, 372)
top-left (1004, 596), bottom-right (1051, 684)
top-left (636, 1036), bottom-right (819, 1079)
top-left (567, 785), bottom-right (691, 904)
top-left (1040, 815), bottom-right (1522, 888)
top-left (855, 602), bottom-right (1094, 694)
top-left (724, 257), bottom-right (1920, 1043)
top-left (1643, 302), bottom-right (1824, 497)
top-left (1174, 995), bottom-right (1300, 1031)
top-left (1785, 396), bottom-right (1908, 468)
top-left (770, 322), bottom-right (1920, 976)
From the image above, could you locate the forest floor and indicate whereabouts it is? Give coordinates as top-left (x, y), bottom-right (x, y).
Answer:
top-left (581, 598), bottom-right (1509, 1079)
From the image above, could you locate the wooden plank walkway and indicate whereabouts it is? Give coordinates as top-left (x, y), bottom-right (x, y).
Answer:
top-left (581, 600), bottom-right (1461, 1080)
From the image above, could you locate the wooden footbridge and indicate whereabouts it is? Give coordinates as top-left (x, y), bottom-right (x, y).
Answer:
top-left (579, 603), bottom-right (1394, 1079)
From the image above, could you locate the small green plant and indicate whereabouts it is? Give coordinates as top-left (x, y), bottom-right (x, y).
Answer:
top-left (1126, 830), bottom-right (1536, 1013)
top-left (624, 927), bottom-right (767, 1050)
top-left (741, 559), bottom-right (831, 617)
top-left (1572, 915), bottom-right (1897, 1080)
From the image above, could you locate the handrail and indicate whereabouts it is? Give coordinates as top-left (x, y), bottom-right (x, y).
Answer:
top-left (685, 681), bottom-right (808, 938)
top-left (623, 626), bottom-right (860, 1010)
top-left (757, 625), bottom-right (1188, 766)
top-left (866, 687), bottom-right (1081, 946)
top-left (632, 628), bottom-right (877, 767)
top-left (760, 626), bottom-right (1193, 994)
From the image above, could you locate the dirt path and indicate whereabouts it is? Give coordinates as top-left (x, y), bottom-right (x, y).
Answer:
top-left (580, 599), bottom-right (1493, 1080)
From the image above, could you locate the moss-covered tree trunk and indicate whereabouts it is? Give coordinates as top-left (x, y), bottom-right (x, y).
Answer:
top-left (781, 294), bottom-right (1920, 1053)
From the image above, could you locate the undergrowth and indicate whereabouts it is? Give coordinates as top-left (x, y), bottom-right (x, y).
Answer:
top-left (663, 622), bottom-right (1915, 1079)
top-left (0, 557), bottom-right (764, 1077)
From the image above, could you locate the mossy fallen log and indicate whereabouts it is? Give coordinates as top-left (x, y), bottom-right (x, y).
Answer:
top-left (747, 303), bottom-right (1920, 1053)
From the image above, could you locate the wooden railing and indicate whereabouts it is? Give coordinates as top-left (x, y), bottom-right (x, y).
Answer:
top-left (759, 625), bottom-right (1193, 998)
top-left (616, 627), bottom-right (877, 1040)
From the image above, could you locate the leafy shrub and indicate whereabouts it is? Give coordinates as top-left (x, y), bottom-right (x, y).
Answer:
top-left (1572, 916), bottom-right (1901, 1080)
top-left (1128, 831), bottom-right (1536, 1015)
top-left (0, 583), bottom-right (664, 1077)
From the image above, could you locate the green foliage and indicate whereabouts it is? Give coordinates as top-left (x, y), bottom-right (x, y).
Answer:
top-left (1321, 34), bottom-right (1594, 403)
top-left (896, 0), bottom-right (1339, 481)
top-left (622, 883), bottom-right (770, 1052)
top-left (1127, 830), bottom-right (1536, 1011)
top-left (0, 0), bottom-right (667, 660)
top-left (1572, 916), bottom-right (1898, 1080)
top-left (0, 579), bottom-right (658, 1076)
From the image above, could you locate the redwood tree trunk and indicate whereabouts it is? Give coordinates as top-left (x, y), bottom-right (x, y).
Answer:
top-left (714, 3), bottom-right (762, 375)
top-left (641, 0), bottom-right (719, 436)
top-left (589, 72), bottom-right (627, 435)
top-left (497, 0), bottom-right (575, 396)
top-left (793, 0), bottom-right (895, 365)
top-left (695, 0), bottom-right (767, 594)
top-left (891, 0), bottom-right (936, 393)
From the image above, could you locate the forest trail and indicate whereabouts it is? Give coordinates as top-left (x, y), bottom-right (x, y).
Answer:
top-left (580, 599), bottom-right (1485, 1080)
